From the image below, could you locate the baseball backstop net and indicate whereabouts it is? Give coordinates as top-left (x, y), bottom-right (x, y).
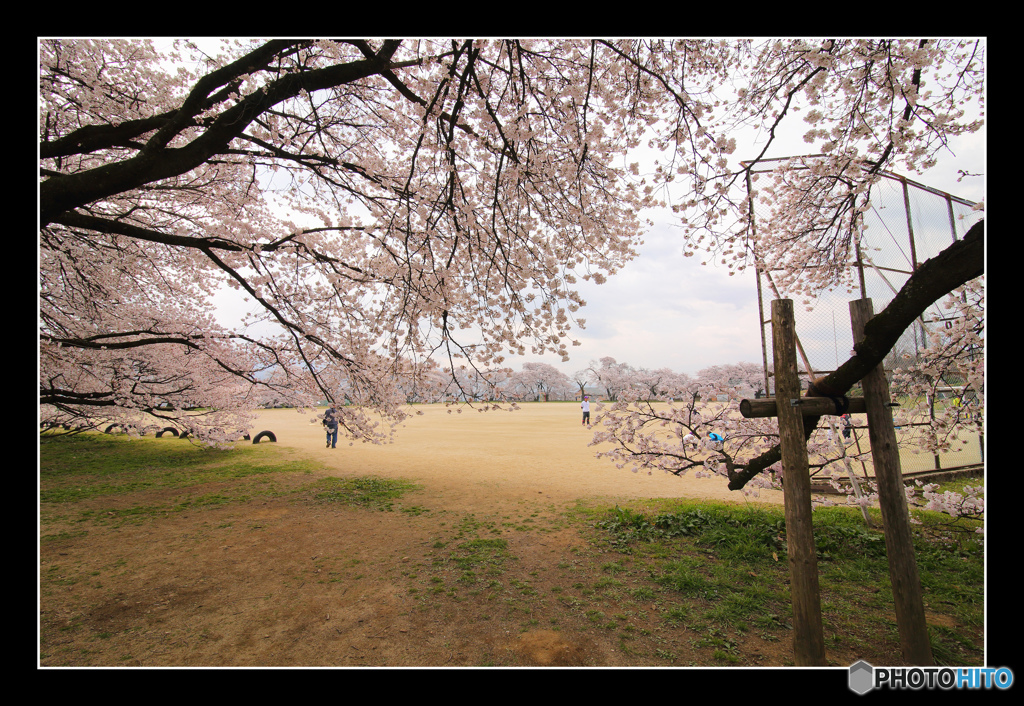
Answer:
top-left (747, 157), bottom-right (984, 477)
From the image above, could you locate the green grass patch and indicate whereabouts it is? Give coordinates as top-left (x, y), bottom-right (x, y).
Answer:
top-left (39, 433), bottom-right (318, 503)
top-left (303, 476), bottom-right (419, 511)
top-left (451, 537), bottom-right (510, 574)
top-left (39, 433), bottom-right (419, 527)
top-left (409, 515), bottom-right (516, 605)
top-left (587, 498), bottom-right (984, 665)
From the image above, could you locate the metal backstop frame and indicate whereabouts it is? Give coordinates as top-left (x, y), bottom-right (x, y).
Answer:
top-left (746, 157), bottom-right (983, 477)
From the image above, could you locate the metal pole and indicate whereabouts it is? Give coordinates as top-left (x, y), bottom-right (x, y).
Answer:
top-left (748, 171), bottom-right (772, 398)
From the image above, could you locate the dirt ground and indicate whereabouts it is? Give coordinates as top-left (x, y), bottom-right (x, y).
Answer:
top-left (41, 403), bottom-right (803, 668)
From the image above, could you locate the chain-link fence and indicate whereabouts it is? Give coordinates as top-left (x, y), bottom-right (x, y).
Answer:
top-left (747, 158), bottom-right (984, 479)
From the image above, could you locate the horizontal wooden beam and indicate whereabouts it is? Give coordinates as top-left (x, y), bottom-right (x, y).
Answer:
top-left (740, 396), bottom-right (868, 419)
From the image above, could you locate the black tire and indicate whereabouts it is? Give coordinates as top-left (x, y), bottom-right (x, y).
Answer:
top-left (156, 427), bottom-right (179, 438)
top-left (104, 424), bottom-right (123, 434)
top-left (252, 430), bottom-right (277, 444)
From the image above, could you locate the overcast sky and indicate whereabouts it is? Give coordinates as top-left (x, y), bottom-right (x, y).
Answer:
top-left (549, 213), bottom-right (765, 376)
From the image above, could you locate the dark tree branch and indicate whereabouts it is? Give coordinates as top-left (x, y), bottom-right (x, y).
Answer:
top-left (50, 211), bottom-right (369, 278)
top-left (40, 40), bottom-right (402, 226)
top-left (41, 333), bottom-right (201, 350)
top-left (727, 217), bottom-right (984, 490)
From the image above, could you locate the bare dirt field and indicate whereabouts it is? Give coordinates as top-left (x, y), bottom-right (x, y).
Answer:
top-left (291, 403), bottom-right (784, 508)
top-left (41, 403), bottom-right (802, 668)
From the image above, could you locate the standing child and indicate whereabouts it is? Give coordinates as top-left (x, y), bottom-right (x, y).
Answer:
top-left (581, 396), bottom-right (591, 427)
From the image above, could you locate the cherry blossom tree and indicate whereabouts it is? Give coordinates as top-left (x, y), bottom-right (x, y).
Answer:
top-left (39, 38), bottom-right (983, 458)
top-left (889, 280), bottom-right (984, 456)
top-left (39, 39), bottom-right (655, 442)
top-left (695, 362), bottom-right (766, 399)
top-left (594, 221), bottom-right (983, 502)
top-left (592, 363), bottom-right (784, 490)
top-left (583, 356), bottom-right (635, 401)
top-left (506, 362), bottom-right (573, 401)
top-left (628, 366), bottom-right (691, 400)
top-left (570, 369), bottom-right (593, 400)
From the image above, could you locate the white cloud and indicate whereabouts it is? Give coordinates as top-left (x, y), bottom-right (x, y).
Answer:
top-left (527, 217), bottom-right (764, 376)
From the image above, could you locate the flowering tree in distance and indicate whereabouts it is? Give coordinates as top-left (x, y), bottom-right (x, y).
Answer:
top-left (508, 362), bottom-right (574, 401)
top-left (40, 38), bottom-right (983, 456)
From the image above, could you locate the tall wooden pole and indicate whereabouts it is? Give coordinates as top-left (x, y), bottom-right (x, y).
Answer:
top-left (850, 298), bottom-right (934, 665)
top-left (772, 299), bottom-right (826, 666)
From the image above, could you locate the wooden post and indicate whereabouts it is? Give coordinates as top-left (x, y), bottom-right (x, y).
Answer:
top-left (850, 299), bottom-right (934, 666)
top-left (772, 299), bottom-right (827, 666)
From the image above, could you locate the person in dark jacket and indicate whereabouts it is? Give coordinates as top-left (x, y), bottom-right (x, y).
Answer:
top-left (323, 405), bottom-right (339, 449)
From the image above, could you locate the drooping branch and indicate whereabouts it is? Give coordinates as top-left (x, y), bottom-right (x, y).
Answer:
top-left (726, 218), bottom-right (984, 490)
top-left (41, 333), bottom-right (202, 350)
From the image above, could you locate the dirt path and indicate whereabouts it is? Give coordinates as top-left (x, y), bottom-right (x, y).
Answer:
top-left (41, 404), bottom-right (792, 668)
